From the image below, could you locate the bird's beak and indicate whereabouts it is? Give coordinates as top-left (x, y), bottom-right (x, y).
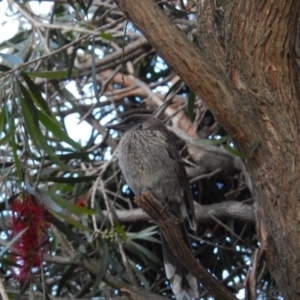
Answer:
top-left (105, 122), bottom-right (124, 132)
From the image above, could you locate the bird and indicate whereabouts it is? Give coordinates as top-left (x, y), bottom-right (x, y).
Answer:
top-left (106, 114), bottom-right (199, 300)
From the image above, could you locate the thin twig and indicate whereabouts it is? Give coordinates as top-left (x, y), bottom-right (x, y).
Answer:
top-left (0, 275), bottom-right (9, 300)
top-left (190, 167), bottom-right (222, 183)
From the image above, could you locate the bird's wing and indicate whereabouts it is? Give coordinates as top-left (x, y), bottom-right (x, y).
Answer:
top-left (164, 131), bottom-right (197, 231)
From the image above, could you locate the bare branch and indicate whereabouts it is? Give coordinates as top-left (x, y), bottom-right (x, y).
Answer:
top-left (101, 200), bottom-right (255, 224)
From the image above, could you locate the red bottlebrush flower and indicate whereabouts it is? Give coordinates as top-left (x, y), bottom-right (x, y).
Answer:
top-left (76, 197), bottom-right (87, 207)
top-left (10, 192), bottom-right (50, 282)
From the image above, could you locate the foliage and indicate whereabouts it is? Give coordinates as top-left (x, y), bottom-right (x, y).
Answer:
top-left (0, 1), bottom-right (280, 299)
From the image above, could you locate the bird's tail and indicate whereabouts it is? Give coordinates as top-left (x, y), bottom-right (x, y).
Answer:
top-left (161, 225), bottom-right (199, 300)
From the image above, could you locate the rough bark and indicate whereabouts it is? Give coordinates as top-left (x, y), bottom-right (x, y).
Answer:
top-left (115, 0), bottom-right (300, 299)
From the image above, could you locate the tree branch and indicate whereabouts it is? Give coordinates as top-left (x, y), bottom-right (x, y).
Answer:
top-left (114, 0), bottom-right (246, 138)
top-left (135, 191), bottom-right (237, 300)
top-left (101, 200), bottom-right (255, 224)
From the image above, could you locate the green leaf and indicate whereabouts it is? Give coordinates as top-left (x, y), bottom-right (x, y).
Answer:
top-left (19, 81), bottom-right (70, 171)
top-left (249, 139), bottom-right (261, 155)
top-left (10, 118), bottom-right (22, 184)
top-left (0, 131), bottom-right (12, 146)
top-left (92, 5), bottom-right (104, 21)
top-left (93, 242), bottom-right (109, 289)
top-left (37, 110), bottom-right (82, 150)
top-left (127, 225), bottom-right (159, 242)
top-left (0, 65), bottom-right (11, 72)
top-left (194, 135), bottom-right (234, 146)
top-left (115, 222), bottom-right (127, 239)
top-left (56, 211), bottom-right (92, 232)
top-left (68, 48), bottom-right (77, 79)
top-left (18, 80), bottom-right (39, 127)
top-left (188, 90), bottom-right (196, 122)
top-left (48, 213), bottom-right (87, 245)
top-left (26, 70), bottom-right (77, 79)
top-left (36, 190), bottom-right (63, 213)
top-left (21, 72), bottom-right (52, 116)
top-left (86, 0), bottom-right (93, 12)
top-left (49, 191), bottom-right (96, 215)
top-left (0, 106), bottom-right (7, 131)
top-left (164, 78), bottom-right (183, 100)
top-left (56, 265), bottom-right (78, 296)
top-left (14, 281), bottom-right (30, 300)
top-left (77, 0), bottom-right (88, 15)
top-left (129, 259), bottom-right (149, 288)
top-left (100, 32), bottom-right (113, 41)
top-left (124, 241), bottom-right (162, 265)
top-left (66, 0), bottom-right (77, 12)
top-left (222, 145), bottom-right (248, 158)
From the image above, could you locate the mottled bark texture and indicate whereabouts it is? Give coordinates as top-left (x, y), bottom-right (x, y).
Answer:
top-left (115, 0), bottom-right (300, 299)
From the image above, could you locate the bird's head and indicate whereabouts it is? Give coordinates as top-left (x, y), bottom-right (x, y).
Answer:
top-left (105, 114), bottom-right (163, 133)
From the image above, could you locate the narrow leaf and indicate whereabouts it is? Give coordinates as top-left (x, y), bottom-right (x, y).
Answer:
top-left (188, 90), bottom-right (196, 122)
top-left (77, 0), bottom-right (88, 15)
top-left (0, 65), bottom-right (11, 72)
top-left (100, 32), bottom-right (113, 41)
top-left (129, 259), bottom-right (149, 288)
top-left (14, 280), bottom-right (30, 300)
top-left (37, 110), bottom-right (82, 150)
top-left (0, 107), bottom-right (6, 131)
top-left (10, 119), bottom-right (22, 184)
top-left (93, 242), bottom-right (109, 289)
top-left (56, 265), bottom-right (78, 296)
top-left (222, 145), bottom-right (248, 158)
top-left (129, 225), bottom-right (158, 240)
top-left (26, 70), bottom-right (76, 79)
top-left (36, 190), bottom-right (63, 213)
top-left (19, 84), bottom-right (70, 170)
top-left (66, 0), bottom-right (77, 12)
top-left (49, 192), bottom-right (96, 215)
top-left (48, 213), bottom-right (87, 245)
top-left (124, 241), bottom-right (161, 265)
top-left (56, 211), bottom-right (92, 232)
top-left (21, 72), bottom-right (52, 116)
top-left (0, 131), bottom-right (12, 146)
top-left (249, 139), bottom-right (261, 155)
top-left (68, 48), bottom-right (77, 79)
top-left (165, 79), bottom-right (183, 100)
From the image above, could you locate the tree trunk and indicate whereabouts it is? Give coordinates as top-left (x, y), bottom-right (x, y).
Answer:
top-left (115, 0), bottom-right (300, 298)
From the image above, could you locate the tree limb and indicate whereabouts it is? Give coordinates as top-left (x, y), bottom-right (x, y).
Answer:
top-left (135, 191), bottom-right (237, 300)
top-left (101, 200), bottom-right (255, 224)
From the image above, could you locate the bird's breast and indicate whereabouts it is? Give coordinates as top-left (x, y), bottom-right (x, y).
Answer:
top-left (118, 130), bottom-right (172, 194)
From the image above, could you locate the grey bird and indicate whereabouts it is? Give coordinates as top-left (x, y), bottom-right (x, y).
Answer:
top-left (106, 114), bottom-right (199, 300)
